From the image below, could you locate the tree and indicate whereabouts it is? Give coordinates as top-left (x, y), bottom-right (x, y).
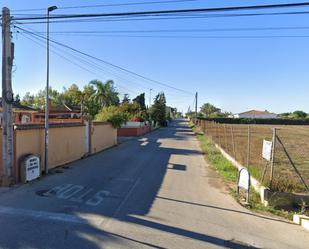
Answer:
top-left (292, 110), bottom-right (307, 119)
top-left (95, 106), bottom-right (128, 128)
top-left (90, 79), bottom-right (119, 108)
top-left (133, 93), bottom-right (146, 110)
top-left (121, 94), bottom-right (130, 104)
top-left (200, 103), bottom-right (221, 117)
top-left (21, 92), bottom-right (35, 106)
top-left (150, 92), bottom-right (167, 126)
top-left (21, 87), bottom-right (61, 109)
top-left (82, 84), bottom-right (100, 117)
top-left (14, 94), bottom-right (21, 104)
top-left (62, 84), bottom-right (82, 106)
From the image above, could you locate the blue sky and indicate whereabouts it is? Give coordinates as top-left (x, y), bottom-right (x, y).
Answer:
top-left (1, 0), bottom-right (309, 114)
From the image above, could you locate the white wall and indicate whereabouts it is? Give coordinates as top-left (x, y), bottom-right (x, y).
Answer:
top-left (236, 114), bottom-right (277, 119)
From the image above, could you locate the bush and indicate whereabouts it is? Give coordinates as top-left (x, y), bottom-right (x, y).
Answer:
top-left (198, 117), bottom-right (309, 125)
top-left (95, 106), bottom-right (128, 128)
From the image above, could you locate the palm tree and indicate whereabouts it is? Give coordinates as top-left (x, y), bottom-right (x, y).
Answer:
top-left (90, 80), bottom-right (119, 108)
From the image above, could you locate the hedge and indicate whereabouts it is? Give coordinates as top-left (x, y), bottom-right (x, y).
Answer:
top-left (197, 117), bottom-right (309, 125)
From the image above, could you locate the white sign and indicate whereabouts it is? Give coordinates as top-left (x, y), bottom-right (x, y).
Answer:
top-left (238, 168), bottom-right (250, 190)
top-left (262, 140), bottom-right (272, 161)
top-left (25, 156), bottom-right (40, 182)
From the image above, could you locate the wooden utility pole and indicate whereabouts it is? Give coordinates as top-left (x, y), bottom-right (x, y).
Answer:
top-left (2, 7), bottom-right (14, 180)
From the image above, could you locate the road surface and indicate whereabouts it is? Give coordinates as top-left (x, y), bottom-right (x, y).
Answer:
top-left (0, 119), bottom-right (308, 249)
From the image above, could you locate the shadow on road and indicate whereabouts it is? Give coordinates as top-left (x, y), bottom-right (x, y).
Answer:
top-left (0, 119), bottom-right (269, 248)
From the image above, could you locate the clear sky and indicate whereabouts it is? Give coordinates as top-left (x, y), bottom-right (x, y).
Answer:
top-left (1, 0), bottom-right (309, 114)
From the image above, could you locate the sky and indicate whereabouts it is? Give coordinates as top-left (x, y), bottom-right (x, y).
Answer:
top-left (1, 0), bottom-right (309, 114)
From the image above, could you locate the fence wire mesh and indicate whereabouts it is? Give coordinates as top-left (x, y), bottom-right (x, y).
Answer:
top-left (198, 119), bottom-right (309, 193)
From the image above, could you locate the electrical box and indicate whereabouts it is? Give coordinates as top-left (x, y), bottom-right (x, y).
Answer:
top-left (20, 155), bottom-right (40, 183)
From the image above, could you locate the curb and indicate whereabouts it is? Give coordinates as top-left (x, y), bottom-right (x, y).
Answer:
top-left (214, 144), bottom-right (267, 203)
top-left (293, 214), bottom-right (309, 230)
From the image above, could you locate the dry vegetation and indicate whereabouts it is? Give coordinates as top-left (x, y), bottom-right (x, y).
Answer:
top-left (199, 120), bottom-right (309, 193)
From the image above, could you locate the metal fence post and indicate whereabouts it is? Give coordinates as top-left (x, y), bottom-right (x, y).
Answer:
top-left (230, 125), bottom-right (236, 159)
top-left (246, 125), bottom-right (251, 169)
top-left (270, 128), bottom-right (277, 184)
top-left (224, 124), bottom-right (228, 150)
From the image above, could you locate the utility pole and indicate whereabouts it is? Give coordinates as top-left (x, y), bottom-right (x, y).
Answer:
top-left (149, 88), bottom-right (152, 108)
top-left (45, 5), bottom-right (58, 175)
top-left (195, 92), bottom-right (198, 120)
top-left (2, 7), bottom-right (14, 180)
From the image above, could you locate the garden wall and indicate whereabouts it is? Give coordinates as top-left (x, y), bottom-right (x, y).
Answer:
top-left (91, 122), bottom-right (117, 153)
top-left (0, 122), bottom-right (117, 183)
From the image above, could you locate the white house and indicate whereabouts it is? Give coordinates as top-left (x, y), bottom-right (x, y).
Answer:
top-left (232, 110), bottom-right (277, 119)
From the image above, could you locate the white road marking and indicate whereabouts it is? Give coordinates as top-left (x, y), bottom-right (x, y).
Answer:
top-left (85, 190), bottom-right (110, 206)
top-left (0, 205), bottom-right (103, 225)
top-left (102, 178), bottom-right (141, 228)
top-left (47, 184), bottom-right (111, 206)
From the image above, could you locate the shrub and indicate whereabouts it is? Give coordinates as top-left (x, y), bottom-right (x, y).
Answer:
top-left (95, 106), bottom-right (128, 128)
top-left (198, 117), bottom-right (309, 125)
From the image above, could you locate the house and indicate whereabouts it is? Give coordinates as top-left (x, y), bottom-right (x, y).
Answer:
top-left (0, 98), bottom-right (38, 124)
top-left (34, 102), bottom-right (82, 123)
top-left (232, 110), bottom-right (277, 119)
top-left (166, 106), bottom-right (176, 119)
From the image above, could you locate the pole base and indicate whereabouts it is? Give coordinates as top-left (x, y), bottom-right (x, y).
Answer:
top-left (0, 175), bottom-right (15, 187)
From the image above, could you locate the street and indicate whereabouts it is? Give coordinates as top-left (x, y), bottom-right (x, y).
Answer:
top-left (0, 119), bottom-right (308, 249)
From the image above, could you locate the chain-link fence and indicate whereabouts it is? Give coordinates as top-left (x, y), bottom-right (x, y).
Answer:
top-left (197, 119), bottom-right (309, 193)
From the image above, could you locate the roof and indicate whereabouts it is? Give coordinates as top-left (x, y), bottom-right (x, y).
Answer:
top-left (39, 102), bottom-right (81, 113)
top-left (237, 110), bottom-right (276, 115)
top-left (0, 98), bottom-right (38, 112)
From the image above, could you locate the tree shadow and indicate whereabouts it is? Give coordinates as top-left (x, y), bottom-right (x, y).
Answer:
top-left (0, 119), bottom-right (287, 248)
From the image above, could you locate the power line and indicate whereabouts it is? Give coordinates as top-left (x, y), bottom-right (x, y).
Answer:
top-left (11, 2), bottom-right (309, 21)
top-left (14, 33), bottom-right (309, 39)
top-left (13, 26), bottom-right (309, 34)
top-left (11, 0), bottom-right (199, 12)
top-left (14, 10), bottom-right (309, 25)
top-left (17, 31), bottom-right (140, 96)
top-left (14, 25), bottom-right (194, 96)
top-left (20, 34), bottom-right (309, 38)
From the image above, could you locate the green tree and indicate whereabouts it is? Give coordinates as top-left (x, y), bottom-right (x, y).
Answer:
top-left (21, 92), bottom-right (35, 106)
top-left (21, 87), bottom-right (61, 109)
top-left (90, 79), bottom-right (119, 108)
top-left (82, 84), bottom-right (100, 117)
top-left (121, 94), bottom-right (130, 104)
top-left (133, 93), bottom-right (146, 110)
top-left (95, 106), bottom-right (128, 128)
top-left (292, 110), bottom-right (307, 119)
top-left (200, 103), bottom-right (221, 117)
top-left (62, 84), bottom-right (82, 106)
top-left (150, 92), bottom-right (167, 126)
top-left (14, 94), bottom-right (21, 104)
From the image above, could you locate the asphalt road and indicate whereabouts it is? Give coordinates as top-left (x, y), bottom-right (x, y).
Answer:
top-left (0, 119), bottom-right (308, 249)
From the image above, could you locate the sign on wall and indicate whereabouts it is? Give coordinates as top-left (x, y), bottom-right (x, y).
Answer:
top-left (262, 140), bottom-right (272, 161)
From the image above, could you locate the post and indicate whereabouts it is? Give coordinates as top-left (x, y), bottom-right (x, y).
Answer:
top-left (44, 9), bottom-right (50, 174)
top-left (2, 7), bottom-right (14, 180)
top-left (149, 88), bottom-right (152, 108)
top-left (230, 125), bottom-right (236, 159)
top-left (270, 128), bottom-right (277, 184)
top-left (224, 124), bottom-right (228, 150)
top-left (44, 6), bottom-right (57, 174)
top-left (195, 92), bottom-right (198, 121)
top-left (246, 125), bottom-right (251, 169)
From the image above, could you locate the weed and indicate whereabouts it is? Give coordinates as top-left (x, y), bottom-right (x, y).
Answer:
top-left (191, 124), bottom-right (296, 220)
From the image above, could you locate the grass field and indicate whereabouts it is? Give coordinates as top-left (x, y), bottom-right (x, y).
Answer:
top-left (198, 120), bottom-right (309, 193)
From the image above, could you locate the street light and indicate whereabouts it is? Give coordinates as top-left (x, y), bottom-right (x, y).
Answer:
top-left (44, 5), bottom-right (57, 175)
top-left (149, 88), bottom-right (152, 108)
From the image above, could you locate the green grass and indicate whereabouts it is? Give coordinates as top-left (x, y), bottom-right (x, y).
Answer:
top-left (190, 122), bottom-right (296, 220)
top-left (196, 132), bottom-right (238, 182)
